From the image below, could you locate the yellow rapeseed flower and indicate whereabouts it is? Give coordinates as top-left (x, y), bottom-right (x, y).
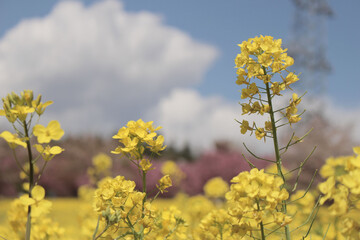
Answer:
top-left (157, 175), bottom-right (172, 193)
top-left (33, 120), bottom-right (64, 143)
top-left (139, 159), bottom-right (153, 172)
top-left (34, 144), bottom-right (64, 161)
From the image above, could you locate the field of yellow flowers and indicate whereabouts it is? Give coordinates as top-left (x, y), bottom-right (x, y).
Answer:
top-left (1, 35), bottom-right (360, 240)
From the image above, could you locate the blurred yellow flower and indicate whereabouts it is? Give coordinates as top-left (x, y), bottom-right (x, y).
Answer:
top-left (92, 153), bottom-right (112, 173)
top-left (10, 105), bottom-right (35, 121)
top-left (203, 177), bottom-right (229, 198)
top-left (0, 131), bottom-right (26, 148)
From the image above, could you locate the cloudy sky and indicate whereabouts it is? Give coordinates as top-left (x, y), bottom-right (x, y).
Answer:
top-left (0, 0), bottom-right (359, 153)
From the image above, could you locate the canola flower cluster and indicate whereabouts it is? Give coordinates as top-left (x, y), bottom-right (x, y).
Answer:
top-left (317, 147), bottom-right (360, 239)
top-left (226, 169), bottom-right (291, 234)
top-left (111, 119), bottom-right (166, 159)
top-left (235, 35), bottom-right (302, 140)
top-left (2, 151), bottom-right (360, 239)
top-left (94, 176), bottom-right (151, 239)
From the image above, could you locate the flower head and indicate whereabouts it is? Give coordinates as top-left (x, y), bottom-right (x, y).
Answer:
top-left (34, 144), bottom-right (64, 161)
top-left (157, 175), bottom-right (172, 193)
top-left (33, 120), bottom-right (64, 143)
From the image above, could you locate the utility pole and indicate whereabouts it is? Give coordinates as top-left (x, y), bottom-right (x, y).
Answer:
top-left (288, 0), bottom-right (333, 96)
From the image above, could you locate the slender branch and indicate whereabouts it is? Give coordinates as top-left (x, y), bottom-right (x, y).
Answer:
top-left (242, 153), bottom-right (256, 169)
top-left (279, 129), bottom-right (313, 152)
top-left (321, 224), bottom-right (331, 240)
top-left (280, 132), bottom-right (295, 156)
top-left (291, 147), bottom-right (317, 192)
top-left (290, 196), bottom-right (321, 233)
top-left (302, 205), bottom-right (320, 239)
top-left (289, 170), bottom-right (318, 204)
top-left (92, 216), bottom-right (101, 240)
top-left (150, 191), bottom-right (161, 203)
top-left (11, 148), bottom-right (27, 174)
top-left (257, 201), bottom-right (266, 240)
top-left (243, 143), bottom-right (275, 163)
top-left (141, 170), bottom-right (147, 218)
top-left (94, 225), bottom-right (109, 240)
top-left (35, 161), bottom-right (49, 185)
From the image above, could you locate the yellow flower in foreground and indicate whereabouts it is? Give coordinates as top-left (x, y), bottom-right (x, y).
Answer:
top-left (0, 131), bottom-right (27, 148)
top-left (33, 120), bottom-right (64, 143)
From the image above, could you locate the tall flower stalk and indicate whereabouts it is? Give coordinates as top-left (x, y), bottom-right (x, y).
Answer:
top-left (234, 35), bottom-right (308, 239)
top-left (92, 119), bottom-right (175, 239)
top-left (0, 90), bottom-right (64, 240)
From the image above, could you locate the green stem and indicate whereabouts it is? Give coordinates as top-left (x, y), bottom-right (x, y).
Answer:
top-left (35, 161), bottom-right (48, 185)
top-left (23, 121), bottom-right (34, 240)
top-left (264, 83), bottom-right (285, 184)
top-left (264, 68), bottom-right (291, 240)
top-left (11, 148), bottom-right (27, 174)
top-left (257, 202), bottom-right (266, 240)
top-left (94, 224), bottom-right (109, 240)
top-left (142, 170), bottom-right (147, 196)
top-left (141, 170), bottom-right (147, 218)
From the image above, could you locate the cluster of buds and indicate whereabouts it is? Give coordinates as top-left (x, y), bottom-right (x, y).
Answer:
top-left (0, 90), bottom-right (53, 123)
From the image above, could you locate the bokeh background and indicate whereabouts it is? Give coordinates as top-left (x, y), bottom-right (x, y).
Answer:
top-left (0, 0), bottom-right (359, 197)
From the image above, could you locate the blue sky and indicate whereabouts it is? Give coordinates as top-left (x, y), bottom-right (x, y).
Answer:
top-left (0, 0), bottom-right (359, 151)
top-left (1, 0), bottom-right (359, 106)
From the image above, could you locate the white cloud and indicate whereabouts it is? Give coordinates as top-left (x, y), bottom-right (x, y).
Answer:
top-left (147, 88), bottom-right (360, 155)
top-left (0, 0), bottom-right (218, 134)
top-left (147, 88), bottom-right (275, 154)
top-left (307, 96), bottom-right (360, 144)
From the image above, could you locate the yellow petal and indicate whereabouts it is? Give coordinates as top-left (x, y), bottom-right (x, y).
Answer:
top-left (49, 146), bottom-right (64, 155)
top-left (42, 101), bottom-right (53, 108)
top-left (32, 185), bottom-right (45, 201)
top-left (20, 195), bottom-right (35, 206)
top-left (34, 144), bottom-right (44, 153)
top-left (33, 124), bottom-right (46, 137)
top-left (48, 120), bottom-right (64, 140)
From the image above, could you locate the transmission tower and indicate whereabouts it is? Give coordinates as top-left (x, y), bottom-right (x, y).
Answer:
top-left (288, 0), bottom-right (333, 96)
